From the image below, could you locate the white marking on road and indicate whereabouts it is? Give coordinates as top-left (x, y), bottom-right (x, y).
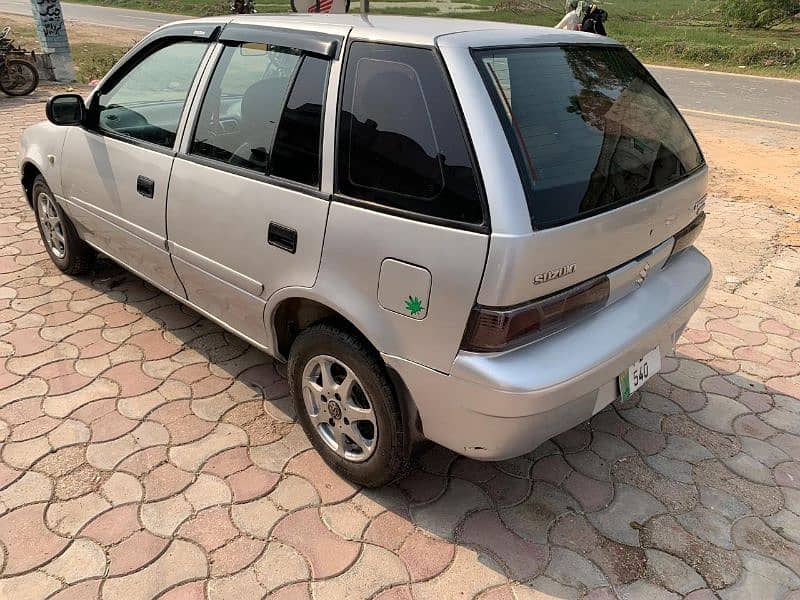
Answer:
top-left (678, 108), bottom-right (800, 129)
top-left (648, 63), bottom-right (800, 84)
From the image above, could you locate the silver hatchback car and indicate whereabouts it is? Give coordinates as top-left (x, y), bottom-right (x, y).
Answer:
top-left (19, 14), bottom-right (711, 486)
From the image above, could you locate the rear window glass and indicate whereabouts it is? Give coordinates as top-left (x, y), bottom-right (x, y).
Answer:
top-left (476, 46), bottom-right (704, 229)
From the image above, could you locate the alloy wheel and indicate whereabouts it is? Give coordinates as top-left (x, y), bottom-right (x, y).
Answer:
top-left (37, 191), bottom-right (66, 259)
top-left (301, 354), bottom-right (377, 462)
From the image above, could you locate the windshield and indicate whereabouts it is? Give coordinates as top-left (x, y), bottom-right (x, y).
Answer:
top-left (475, 45), bottom-right (704, 229)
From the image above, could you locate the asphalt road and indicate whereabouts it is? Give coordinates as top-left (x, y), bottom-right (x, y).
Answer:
top-left (0, 0), bottom-right (183, 31)
top-left (2, 0), bottom-right (799, 127)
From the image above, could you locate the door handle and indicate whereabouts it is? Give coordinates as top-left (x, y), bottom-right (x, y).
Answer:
top-left (137, 175), bottom-right (155, 198)
top-left (267, 222), bottom-right (297, 254)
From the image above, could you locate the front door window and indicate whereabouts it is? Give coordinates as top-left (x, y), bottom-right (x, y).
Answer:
top-left (96, 41), bottom-right (208, 148)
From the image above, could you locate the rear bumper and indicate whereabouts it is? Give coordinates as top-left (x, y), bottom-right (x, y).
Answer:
top-left (385, 247), bottom-right (712, 460)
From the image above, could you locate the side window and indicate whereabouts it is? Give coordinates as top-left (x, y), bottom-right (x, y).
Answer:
top-left (96, 41), bottom-right (208, 148)
top-left (270, 56), bottom-right (329, 187)
top-left (337, 43), bottom-right (482, 225)
top-left (191, 43), bottom-right (301, 174)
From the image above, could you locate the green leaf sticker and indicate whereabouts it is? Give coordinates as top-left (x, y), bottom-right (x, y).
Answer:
top-left (405, 295), bottom-right (424, 316)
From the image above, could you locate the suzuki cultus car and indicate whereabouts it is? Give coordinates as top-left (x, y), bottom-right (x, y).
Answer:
top-left (20, 15), bottom-right (711, 486)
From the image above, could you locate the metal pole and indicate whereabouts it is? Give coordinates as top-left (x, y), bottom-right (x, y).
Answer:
top-left (361, 0), bottom-right (369, 14)
top-left (29, 0), bottom-right (75, 82)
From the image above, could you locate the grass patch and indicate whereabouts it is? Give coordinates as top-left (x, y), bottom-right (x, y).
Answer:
top-left (72, 43), bottom-right (133, 82)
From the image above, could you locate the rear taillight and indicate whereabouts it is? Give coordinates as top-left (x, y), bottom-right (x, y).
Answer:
top-left (461, 275), bottom-right (610, 353)
top-left (668, 212), bottom-right (706, 261)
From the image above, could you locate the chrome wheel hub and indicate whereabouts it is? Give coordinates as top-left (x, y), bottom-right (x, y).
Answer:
top-left (37, 191), bottom-right (66, 259)
top-left (301, 355), bottom-right (377, 462)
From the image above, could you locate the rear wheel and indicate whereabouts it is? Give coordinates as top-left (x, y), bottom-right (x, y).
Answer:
top-left (0, 59), bottom-right (39, 96)
top-left (288, 323), bottom-right (409, 487)
top-left (33, 176), bottom-right (94, 275)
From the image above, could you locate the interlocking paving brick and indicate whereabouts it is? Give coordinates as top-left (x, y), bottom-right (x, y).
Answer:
top-left (312, 544), bottom-right (408, 600)
top-left (641, 515), bottom-right (740, 589)
top-left (588, 484), bottom-right (665, 546)
top-left (676, 506), bottom-right (735, 549)
top-left (731, 516), bottom-right (800, 575)
top-left (613, 455), bottom-right (698, 512)
top-left (550, 514), bottom-right (646, 585)
top-left (692, 459), bottom-right (783, 515)
top-left (103, 539), bottom-right (208, 600)
top-left (0, 502), bottom-right (69, 575)
top-left (460, 509), bottom-right (547, 580)
top-left (410, 478), bottom-right (489, 540)
top-left (644, 549), bottom-right (705, 595)
top-left (545, 546), bottom-right (608, 589)
top-left (209, 535), bottom-right (265, 576)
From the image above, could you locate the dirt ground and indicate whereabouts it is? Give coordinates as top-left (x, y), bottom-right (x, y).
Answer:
top-left (688, 115), bottom-right (800, 242)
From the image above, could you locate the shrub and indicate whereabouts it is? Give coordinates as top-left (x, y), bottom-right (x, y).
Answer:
top-left (74, 44), bottom-right (132, 83)
top-left (721, 0), bottom-right (800, 28)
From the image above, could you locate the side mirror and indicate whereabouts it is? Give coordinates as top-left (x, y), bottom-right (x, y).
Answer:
top-left (46, 94), bottom-right (86, 126)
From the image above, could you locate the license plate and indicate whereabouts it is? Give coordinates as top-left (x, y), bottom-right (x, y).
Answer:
top-left (618, 347), bottom-right (661, 402)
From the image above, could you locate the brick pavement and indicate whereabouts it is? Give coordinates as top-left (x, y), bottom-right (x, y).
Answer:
top-left (0, 89), bottom-right (799, 599)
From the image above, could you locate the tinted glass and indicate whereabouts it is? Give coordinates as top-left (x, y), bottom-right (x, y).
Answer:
top-left (97, 41), bottom-right (207, 148)
top-left (191, 44), bottom-right (301, 173)
top-left (477, 46), bottom-right (704, 228)
top-left (270, 56), bottom-right (329, 187)
top-left (338, 43), bottom-right (482, 225)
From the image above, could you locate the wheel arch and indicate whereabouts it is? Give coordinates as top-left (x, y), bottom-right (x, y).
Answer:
top-left (20, 160), bottom-right (43, 207)
top-left (269, 294), bottom-right (376, 362)
top-left (267, 291), bottom-right (424, 440)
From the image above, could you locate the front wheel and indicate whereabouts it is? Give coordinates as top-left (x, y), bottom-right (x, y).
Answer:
top-left (33, 176), bottom-right (95, 275)
top-left (288, 323), bottom-right (409, 487)
top-left (0, 59), bottom-right (39, 96)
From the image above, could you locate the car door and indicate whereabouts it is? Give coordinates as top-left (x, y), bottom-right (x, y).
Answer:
top-left (59, 32), bottom-right (214, 296)
top-left (166, 26), bottom-right (341, 349)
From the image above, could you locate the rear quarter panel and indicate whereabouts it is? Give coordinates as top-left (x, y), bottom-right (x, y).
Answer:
top-left (276, 202), bottom-right (489, 373)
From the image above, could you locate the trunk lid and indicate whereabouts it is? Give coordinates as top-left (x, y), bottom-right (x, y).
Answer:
top-left (471, 43), bottom-right (707, 307)
top-left (477, 168), bottom-right (706, 306)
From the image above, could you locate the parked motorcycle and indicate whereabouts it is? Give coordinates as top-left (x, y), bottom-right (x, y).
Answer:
top-left (230, 0), bottom-right (257, 13)
top-left (0, 27), bottom-right (39, 97)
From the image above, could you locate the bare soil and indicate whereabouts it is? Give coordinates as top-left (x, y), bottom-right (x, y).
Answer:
top-left (686, 115), bottom-right (800, 246)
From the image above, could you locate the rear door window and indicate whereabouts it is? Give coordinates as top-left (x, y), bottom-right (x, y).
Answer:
top-left (475, 46), bottom-right (704, 229)
top-left (337, 42), bottom-right (483, 225)
top-left (270, 55), bottom-right (329, 187)
top-left (191, 44), bottom-right (302, 173)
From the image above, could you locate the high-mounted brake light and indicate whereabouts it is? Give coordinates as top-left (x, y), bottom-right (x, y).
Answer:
top-left (668, 212), bottom-right (706, 262)
top-left (461, 275), bottom-right (610, 353)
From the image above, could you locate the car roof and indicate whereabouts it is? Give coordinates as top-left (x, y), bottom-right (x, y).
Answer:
top-left (173, 14), bottom-right (621, 48)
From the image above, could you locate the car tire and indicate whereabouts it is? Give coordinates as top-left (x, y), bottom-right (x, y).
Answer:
top-left (32, 175), bottom-right (94, 275)
top-left (288, 323), bottom-right (409, 487)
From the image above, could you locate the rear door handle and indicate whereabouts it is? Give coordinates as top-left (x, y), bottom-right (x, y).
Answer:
top-left (137, 175), bottom-right (155, 198)
top-left (267, 222), bottom-right (297, 254)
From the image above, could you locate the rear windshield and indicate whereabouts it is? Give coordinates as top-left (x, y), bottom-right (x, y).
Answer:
top-left (475, 45), bottom-right (704, 228)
